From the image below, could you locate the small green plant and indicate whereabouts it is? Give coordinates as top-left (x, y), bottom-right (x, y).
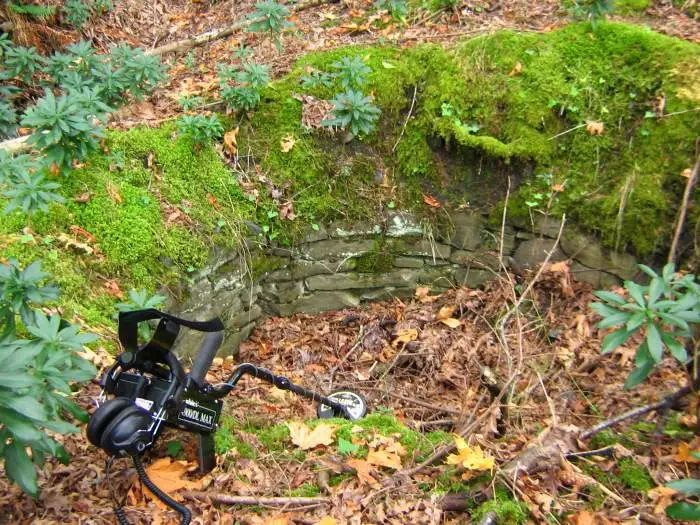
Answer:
top-left (234, 43), bottom-right (253, 61)
top-left (111, 45), bottom-right (167, 100)
top-left (93, 0), bottom-right (112, 15)
top-left (183, 50), bottom-right (197, 70)
top-left (246, 1), bottom-right (293, 51)
top-left (105, 150), bottom-right (125, 171)
top-left (666, 472), bottom-right (700, 521)
top-left (177, 114), bottom-right (224, 149)
top-left (61, 0), bottom-right (92, 28)
top-left (322, 89), bottom-right (381, 139)
top-left (0, 101), bottom-right (18, 139)
top-left (3, 45), bottom-right (45, 81)
top-left (590, 263), bottom-right (699, 389)
top-left (432, 0), bottom-right (460, 9)
top-left (3, 171), bottom-right (65, 216)
top-left (115, 289), bottom-right (167, 342)
top-left (300, 69), bottom-right (334, 89)
top-left (177, 95), bottom-right (205, 112)
top-left (218, 61), bottom-right (269, 112)
top-left (8, 2), bottom-right (57, 19)
top-left (331, 56), bottom-right (371, 90)
top-left (569, 0), bottom-right (614, 27)
top-left (21, 89), bottom-right (106, 174)
top-left (0, 259), bottom-right (97, 496)
top-left (375, 0), bottom-right (409, 18)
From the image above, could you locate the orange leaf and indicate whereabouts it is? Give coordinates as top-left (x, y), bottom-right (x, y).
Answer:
top-left (440, 317), bottom-right (462, 328)
top-left (223, 127), bottom-right (239, 155)
top-left (286, 421), bottom-right (336, 450)
top-left (207, 193), bottom-right (221, 210)
top-left (508, 61), bottom-right (523, 77)
top-left (415, 286), bottom-right (439, 303)
top-left (346, 458), bottom-right (378, 486)
top-left (585, 120), bottom-right (604, 135)
top-left (143, 458), bottom-right (201, 509)
top-left (392, 328), bottom-right (418, 348)
top-left (674, 441), bottom-right (700, 463)
top-left (367, 449), bottom-right (402, 470)
top-left (422, 193), bottom-right (441, 208)
top-left (437, 306), bottom-right (455, 320)
top-left (105, 181), bottom-right (123, 204)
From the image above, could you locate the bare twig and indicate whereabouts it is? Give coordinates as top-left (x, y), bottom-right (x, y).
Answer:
top-left (391, 86), bottom-right (418, 153)
top-left (498, 177), bottom-right (511, 265)
top-left (668, 146), bottom-right (700, 263)
top-left (327, 325), bottom-right (366, 390)
top-left (384, 391), bottom-right (464, 415)
top-left (547, 123), bottom-right (586, 141)
top-left (183, 492), bottom-right (329, 507)
top-left (580, 385), bottom-right (693, 440)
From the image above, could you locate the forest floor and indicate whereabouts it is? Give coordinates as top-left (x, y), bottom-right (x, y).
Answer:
top-left (1, 0), bottom-right (699, 524)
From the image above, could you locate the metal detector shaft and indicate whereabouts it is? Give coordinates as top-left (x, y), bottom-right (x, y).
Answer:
top-left (206, 363), bottom-right (352, 418)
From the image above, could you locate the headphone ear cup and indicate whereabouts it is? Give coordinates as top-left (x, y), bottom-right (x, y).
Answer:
top-left (87, 398), bottom-right (133, 447)
top-left (100, 404), bottom-right (154, 456)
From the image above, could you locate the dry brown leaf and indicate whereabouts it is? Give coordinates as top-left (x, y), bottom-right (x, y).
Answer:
top-left (73, 191), bottom-right (91, 203)
top-left (143, 458), bottom-right (201, 509)
top-left (548, 260), bottom-right (570, 273)
top-left (392, 328), bottom-right (418, 348)
top-left (105, 181), bottom-right (123, 204)
top-left (648, 486), bottom-right (677, 514)
top-left (674, 440), bottom-right (700, 463)
top-left (422, 193), bottom-right (441, 208)
top-left (567, 511), bottom-right (595, 525)
top-left (585, 120), bottom-right (604, 135)
top-left (286, 421), bottom-right (336, 450)
top-left (102, 279), bottom-right (124, 299)
top-left (280, 134), bottom-right (296, 153)
top-left (440, 317), bottom-right (462, 328)
top-left (552, 183), bottom-right (565, 192)
top-left (207, 193), bottom-right (221, 210)
top-left (346, 458), bottom-right (378, 486)
top-left (437, 305), bottom-right (455, 320)
top-left (367, 449), bottom-right (402, 470)
top-left (223, 127), bottom-right (239, 155)
top-left (415, 286), bottom-right (439, 303)
top-left (314, 517), bottom-right (337, 525)
top-left (508, 61), bottom-right (523, 76)
top-left (681, 168), bottom-right (692, 178)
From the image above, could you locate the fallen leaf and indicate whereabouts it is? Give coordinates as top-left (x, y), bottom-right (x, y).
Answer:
top-left (445, 436), bottom-right (494, 472)
top-left (415, 286), bottom-right (439, 303)
top-left (681, 168), bottom-right (692, 178)
top-left (105, 181), bottom-right (123, 204)
top-left (648, 486), bottom-right (677, 514)
top-left (508, 61), bottom-right (523, 76)
top-left (57, 233), bottom-right (93, 256)
top-left (280, 134), bottom-right (296, 153)
top-left (223, 127), bottom-right (239, 155)
top-left (207, 193), bottom-right (221, 210)
top-left (437, 305), bottom-right (456, 319)
top-left (552, 183), bottom-right (565, 192)
top-left (548, 261), bottom-right (570, 273)
top-left (585, 120), bottom-right (604, 135)
top-left (392, 328), bottom-right (418, 348)
top-left (422, 193), bottom-right (441, 208)
top-left (102, 279), bottom-right (124, 299)
top-left (346, 458), bottom-right (378, 486)
top-left (674, 441), bottom-right (700, 463)
top-left (73, 191), bottom-right (91, 203)
top-left (568, 510), bottom-right (595, 525)
top-left (286, 421), bottom-right (336, 450)
top-left (143, 458), bottom-right (201, 509)
top-left (367, 449), bottom-right (402, 470)
top-left (441, 317), bottom-right (462, 328)
top-left (314, 517), bottom-right (337, 525)
top-left (69, 225), bottom-right (96, 243)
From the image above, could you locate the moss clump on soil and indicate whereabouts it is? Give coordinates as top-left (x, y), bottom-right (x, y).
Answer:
top-left (470, 487), bottom-right (528, 524)
top-left (616, 0), bottom-right (651, 13)
top-left (618, 458), bottom-right (655, 491)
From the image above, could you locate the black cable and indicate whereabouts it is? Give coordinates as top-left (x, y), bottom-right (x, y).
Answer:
top-left (132, 455), bottom-right (192, 525)
top-left (106, 457), bottom-right (131, 525)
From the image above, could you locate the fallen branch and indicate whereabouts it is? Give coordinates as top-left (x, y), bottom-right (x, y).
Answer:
top-left (391, 85), bottom-right (417, 153)
top-left (579, 385), bottom-right (693, 440)
top-left (668, 146), bottom-right (699, 263)
top-left (0, 135), bottom-right (31, 154)
top-left (145, 0), bottom-right (330, 56)
top-left (183, 491), bottom-right (330, 507)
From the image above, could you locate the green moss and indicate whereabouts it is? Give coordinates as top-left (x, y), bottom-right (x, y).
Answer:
top-left (616, 0), bottom-right (650, 13)
top-left (215, 417), bottom-right (257, 459)
top-left (354, 240), bottom-right (396, 273)
top-left (249, 422), bottom-right (291, 452)
top-left (582, 484), bottom-right (608, 510)
top-left (287, 483), bottom-right (321, 497)
top-left (618, 458), bottom-right (655, 492)
top-left (328, 472), bottom-right (353, 486)
top-left (470, 488), bottom-right (528, 524)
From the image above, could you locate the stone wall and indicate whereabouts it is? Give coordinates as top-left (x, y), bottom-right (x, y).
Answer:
top-left (165, 211), bottom-right (638, 358)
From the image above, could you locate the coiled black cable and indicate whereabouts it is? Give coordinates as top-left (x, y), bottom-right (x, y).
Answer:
top-left (133, 455), bottom-right (192, 525)
top-left (114, 507), bottom-right (131, 525)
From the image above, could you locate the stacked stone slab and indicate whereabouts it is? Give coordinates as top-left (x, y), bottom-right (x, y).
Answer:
top-left (164, 211), bottom-right (637, 358)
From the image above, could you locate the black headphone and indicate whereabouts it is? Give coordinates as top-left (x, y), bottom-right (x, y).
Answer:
top-left (88, 309), bottom-right (224, 458)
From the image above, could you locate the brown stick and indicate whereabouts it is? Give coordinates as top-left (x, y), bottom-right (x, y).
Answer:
top-left (183, 491), bottom-right (330, 507)
top-left (668, 147), bottom-right (700, 264)
top-left (145, 0), bottom-right (330, 56)
top-left (579, 385), bottom-right (693, 440)
top-left (384, 391), bottom-right (464, 415)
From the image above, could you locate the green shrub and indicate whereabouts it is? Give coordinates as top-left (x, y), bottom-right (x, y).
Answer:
top-left (218, 61), bottom-right (269, 112)
top-left (322, 89), bottom-right (381, 138)
top-left (568, 0), bottom-right (614, 26)
top-left (3, 45), bottom-right (45, 81)
top-left (93, 0), bottom-right (112, 15)
top-left (8, 2), bottom-right (57, 19)
top-left (177, 114), bottom-right (224, 149)
top-left (21, 89), bottom-right (107, 174)
top-left (246, 1), bottom-right (293, 51)
top-left (0, 101), bottom-right (17, 139)
top-left (0, 259), bottom-right (96, 496)
top-left (3, 171), bottom-right (65, 216)
top-left (61, 0), bottom-right (92, 28)
top-left (331, 56), bottom-right (371, 90)
top-left (590, 263), bottom-right (699, 389)
top-left (375, 0), bottom-right (409, 18)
